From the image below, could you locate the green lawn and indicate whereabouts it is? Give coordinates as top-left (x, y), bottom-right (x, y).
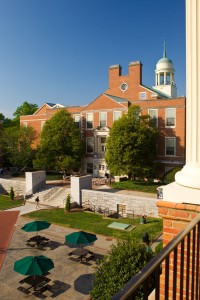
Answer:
top-left (24, 209), bottom-right (163, 242)
top-left (0, 194), bottom-right (24, 209)
top-left (112, 180), bottom-right (162, 194)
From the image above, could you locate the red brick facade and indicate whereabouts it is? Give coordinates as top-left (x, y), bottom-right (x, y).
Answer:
top-left (157, 201), bottom-right (200, 299)
top-left (20, 60), bottom-right (186, 178)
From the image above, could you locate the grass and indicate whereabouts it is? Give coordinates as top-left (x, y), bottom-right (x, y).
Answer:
top-left (24, 209), bottom-right (163, 242)
top-left (111, 180), bottom-right (162, 194)
top-left (0, 194), bottom-right (24, 209)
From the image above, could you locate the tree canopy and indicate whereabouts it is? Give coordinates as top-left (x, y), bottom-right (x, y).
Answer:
top-left (1, 125), bottom-right (37, 170)
top-left (13, 101), bottom-right (38, 123)
top-left (105, 105), bottom-right (158, 180)
top-left (90, 237), bottom-right (153, 300)
top-left (34, 109), bottom-right (85, 173)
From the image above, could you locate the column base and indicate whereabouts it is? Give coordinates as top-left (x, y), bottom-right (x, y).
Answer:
top-left (159, 181), bottom-right (200, 204)
top-left (175, 166), bottom-right (200, 189)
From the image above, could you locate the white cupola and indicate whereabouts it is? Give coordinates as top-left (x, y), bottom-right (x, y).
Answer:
top-left (152, 40), bottom-right (177, 98)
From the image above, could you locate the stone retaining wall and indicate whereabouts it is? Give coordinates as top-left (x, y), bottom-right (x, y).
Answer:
top-left (0, 178), bottom-right (25, 196)
top-left (82, 189), bottom-right (159, 217)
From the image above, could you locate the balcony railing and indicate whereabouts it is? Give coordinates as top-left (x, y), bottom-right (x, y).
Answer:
top-left (111, 213), bottom-right (200, 300)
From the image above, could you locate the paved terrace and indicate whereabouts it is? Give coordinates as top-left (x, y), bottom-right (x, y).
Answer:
top-left (0, 204), bottom-right (117, 300)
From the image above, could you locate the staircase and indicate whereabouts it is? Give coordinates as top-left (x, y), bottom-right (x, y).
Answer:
top-left (26, 185), bottom-right (70, 208)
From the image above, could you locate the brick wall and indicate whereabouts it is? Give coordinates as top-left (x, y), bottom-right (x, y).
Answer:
top-left (157, 201), bottom-right (200, 299)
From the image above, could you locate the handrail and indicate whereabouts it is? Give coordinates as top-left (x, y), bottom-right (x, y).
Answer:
top-left (111, 213), bottom-right (200, 300)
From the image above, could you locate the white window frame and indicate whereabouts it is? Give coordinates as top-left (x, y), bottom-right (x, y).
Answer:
top-left (165, 108), bottom-right (176, 128)
top-left (113, 111), bottom-right (122, 122)
top-left (165, 137), bottom-right (176, 156)
top-left (86, 113), bottom-right (93, 129)
top-left (73, 114), bottom-right (80, 128)
top-left (140, 92), bottom-right (146, 100)
top-left (99, 112), bottom-right (107, 128)
top-left (86, 137), bottom-right (94, 154)
top-left (148, 109), bottom-right (158, 127)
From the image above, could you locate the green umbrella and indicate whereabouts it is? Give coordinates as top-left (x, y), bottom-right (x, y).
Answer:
top-left (65, 230), bottom-right (97, 245)
top-left (14, 255), bottom-right (54, 276)
top-left (21, 221), bottom-right (51, 233)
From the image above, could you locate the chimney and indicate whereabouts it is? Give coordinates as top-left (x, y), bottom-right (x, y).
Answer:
top-left (128, 61), bottom-right (143, 85)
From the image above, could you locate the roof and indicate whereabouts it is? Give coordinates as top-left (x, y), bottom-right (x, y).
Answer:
top-left (157, 57), bottom-right (173, 64)
top-left (104, 94), bottom-right (129, 103)
top-left (142, 84), bottom-right (170, 99)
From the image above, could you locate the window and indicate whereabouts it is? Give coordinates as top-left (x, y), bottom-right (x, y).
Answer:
top-left (73, 114), bottom-right (80, 129)
top-left (99, 112), bottom-right (107, 128)
top-left (99, 164), bottom-right (105, 171)
top-left (140, 92), bottom-right (146, 100)
top-left (87, 163), bottom-right (93, 174)
top-left (166, 137), bottom-right (176, 156)
top-left (86, 137), bottom-right (94, 153)
top-left (23, 122), bottom-right (27, 127)
top-left (148, 109), bottom-right (158, 127)
top-left (166, 108), bottom-right (176, 127)
top-left (86, 113), bottom-right (93, 129)
top-left (113, 111), bottom-right (122, 121)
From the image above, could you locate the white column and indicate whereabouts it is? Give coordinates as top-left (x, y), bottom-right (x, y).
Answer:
top-left (175, 0), bottom-right (200, 189)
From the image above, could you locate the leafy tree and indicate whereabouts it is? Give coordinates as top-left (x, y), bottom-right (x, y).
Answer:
top-left (105, 105), bottom-right (158, 180)
top-left (90, 237), bottom-right (153, 300)
top-left (13, 101), bottom-right (38, 123)
top-left (34, 109), bottom-right (85, 173)
top-left (1, 125), bottom-right (37, 170)
top-left (0, 112), bottom-right (13, 128)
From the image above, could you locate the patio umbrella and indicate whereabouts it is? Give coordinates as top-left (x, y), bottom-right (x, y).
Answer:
top-left (14, 255), bottom-right (54, 276)
top-left (65, 230), bottom-right (97, 251)
top-left (21, 221), bottom-right (51, 234)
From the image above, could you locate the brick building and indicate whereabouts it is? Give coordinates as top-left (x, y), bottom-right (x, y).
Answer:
top-left (20, 49), bottom-right (186, 178)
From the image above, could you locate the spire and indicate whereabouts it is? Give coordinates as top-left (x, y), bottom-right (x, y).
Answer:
top-left (163, 39), bottom-right (166, 58)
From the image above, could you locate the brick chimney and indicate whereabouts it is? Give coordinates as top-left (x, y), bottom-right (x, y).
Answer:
top-left (128, 61), bottom-right (143, 85)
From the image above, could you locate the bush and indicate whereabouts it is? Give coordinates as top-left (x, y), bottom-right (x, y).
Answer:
top-left (90, 237), bottom-right (153, 300)
top-left (9, 187), bottom-right (15, 200)
top-left (65, 194), bottom-right (71, 212)
top-left (163, 167), bottom-right (182, 183)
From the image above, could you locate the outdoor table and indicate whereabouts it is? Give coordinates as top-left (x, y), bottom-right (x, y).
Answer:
top-left (28, 235), bottom-right (49, 243)
top-left (68, 249), bottom-right (94, 262)
top-left (27, 236), bottom-right (50, 248)
top-left (19, 274), bottom-right (51, 291)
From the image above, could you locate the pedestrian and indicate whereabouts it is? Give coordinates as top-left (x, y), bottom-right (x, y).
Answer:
top-left (35, 196), bottom-right (40, 209)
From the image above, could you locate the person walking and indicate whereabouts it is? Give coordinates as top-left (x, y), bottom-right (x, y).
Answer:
top-left (35, 196), bottom-right (40, 209)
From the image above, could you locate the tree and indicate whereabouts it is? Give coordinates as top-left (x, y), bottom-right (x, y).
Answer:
top-left (13, 101), bottom-right (38, 123)
top-left (1, 125), bottom-right (37, 170)
top-left (90, 237), bottom-right (153, 300)
top-left (34, 109), bottom-right (85, 173)
top-left (105, 105), bottom-right (158, 180)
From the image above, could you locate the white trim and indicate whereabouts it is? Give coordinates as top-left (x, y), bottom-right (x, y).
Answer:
top-left (165, 137), bottom-right (176, 156)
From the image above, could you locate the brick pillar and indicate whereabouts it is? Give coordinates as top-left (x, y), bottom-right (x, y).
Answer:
top-left (157, 201), bottom-right (200, 300)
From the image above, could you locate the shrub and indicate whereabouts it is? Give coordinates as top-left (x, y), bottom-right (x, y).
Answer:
top-left (90, 237), bottom-right (153, 300)
top-left (65, 194), bottom-right (71, 212)
top-left (9, 187), bottom-right (15, 200)
top-left (163, 167), bottom-right (182, 183)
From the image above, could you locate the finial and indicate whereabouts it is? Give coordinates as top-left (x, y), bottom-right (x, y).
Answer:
top-left (163, 38), bottom-right (166, 58)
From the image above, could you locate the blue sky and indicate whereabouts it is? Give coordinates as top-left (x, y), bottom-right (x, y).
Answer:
top-left (0, 0), bottom-right (185, 118)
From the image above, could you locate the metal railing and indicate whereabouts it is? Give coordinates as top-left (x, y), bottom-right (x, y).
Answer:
top-left (111, 213), bottom-right (200, 300)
